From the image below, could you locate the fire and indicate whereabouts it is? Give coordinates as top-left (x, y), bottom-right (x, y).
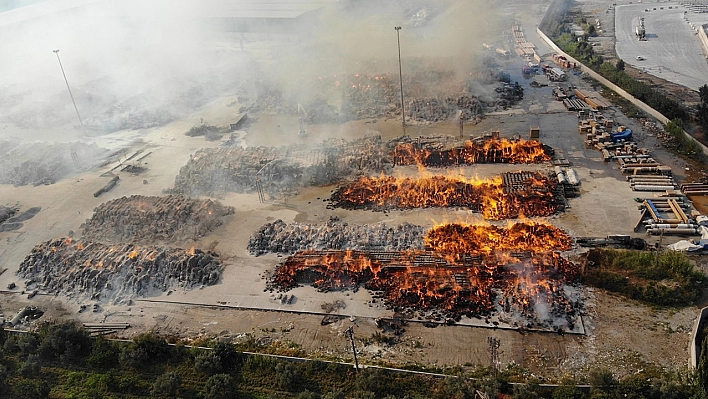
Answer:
top-left (129, 250), bottom-right (140, 259)
top-left (189, 246), bottom-right (196, 255)
top-left (269, 248), bottom-right (579, 322)
top-left (393, 138), bottom-right (551, 167)
top-left (330, 172), bottom-right (562, 220)
top-left (424, 222), bottom-right (572, 259)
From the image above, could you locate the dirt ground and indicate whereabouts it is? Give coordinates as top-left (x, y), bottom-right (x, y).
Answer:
top-left (0, 0), bottom-right (705, 381)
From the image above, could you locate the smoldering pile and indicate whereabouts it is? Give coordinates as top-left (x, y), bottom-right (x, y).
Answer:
top-left (171, 135), bottom-right (392, 197)
top-left (17, 238), bottom-right (222, 304)
top-left (248, 219), bottom-right (425, 256)
top-left (406, 95), bottom-right (483, 123)
top-left (81, 195), bottom-right (234, 244)
top-left (0, 139), bottom-right (108, 186)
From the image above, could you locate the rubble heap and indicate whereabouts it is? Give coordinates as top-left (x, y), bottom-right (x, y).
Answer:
top-left (248, 219), bottom-right (425, 256)
top-left (171, 135), bottom-right (392, 197)
top-left (393, 137), bottom-right (551, 166)
top-left (268, 249), bottom-right (580, 329)
top-left (17, 238), bottom-right (222, 304)
top-left (81, 195), bottom-right (234, 244)
top-left (330, 171), bottom-right (563, 220)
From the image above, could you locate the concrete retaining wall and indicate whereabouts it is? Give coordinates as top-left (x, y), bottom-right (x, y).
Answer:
top-left (535, 28), bottom-right (708, 156)
top-left (698, 24), bottom-right (708, 57)
top-left (691, 306), bottom-right (708, 368)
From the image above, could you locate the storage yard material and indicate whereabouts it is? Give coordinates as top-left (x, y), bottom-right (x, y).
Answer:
top-left (17, 238), bottom-right (222, 304)
top-left (82, 195), bottom-right (234, 244)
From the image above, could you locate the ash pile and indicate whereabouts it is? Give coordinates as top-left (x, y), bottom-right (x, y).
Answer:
top-left (171, 135), bottom-right (392, 198)
top-left (392, 136), bottom-right (551, 166)
top-left (248, 219), bottom-right (425, 256)
top-left (406, 95), bottom-right (483, 124)
top-left (0, 139), bottom-right (108, 186)
top-left (81, 195), bottom-right (234, 244)
top-left (17, 238), bottom-right (222, 304)
top-left (0, 206), bottom-right (41, 232)
top-left (329, 171), bottom-right (564, 220)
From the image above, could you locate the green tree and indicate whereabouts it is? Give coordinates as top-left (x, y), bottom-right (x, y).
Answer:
top-left (616, 59), bottom-right (625, 72)
top-left (552, 378), bottom-right (585, 399)
top-left (204, 373), bottom-right (236, 399)
top-left (152, 371), bottom-right (182, 397)
top-left (87, 336), bottom-right (120, 369)
top-left (11, 378), bottom-right (51, 399)
top-left (37, 321), bottom-right (91, 363)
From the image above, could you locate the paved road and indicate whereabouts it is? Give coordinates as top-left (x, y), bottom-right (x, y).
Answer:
top-left (615, 3), bottom-right (708, 90)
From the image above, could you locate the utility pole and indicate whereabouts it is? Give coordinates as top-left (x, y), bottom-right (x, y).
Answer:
top-left (394, 26), bottom-right (405, 129)
top-left (487, 337), bottom-right (500, 376)
top-left (345, 325), bottom-right (359, 373)
top-left (53, 49), bottom-right (82, 169)
top-left (53, 49), bottom-right (83, 127)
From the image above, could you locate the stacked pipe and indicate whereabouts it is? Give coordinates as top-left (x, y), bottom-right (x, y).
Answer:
top-left (628, 175), bottom-right (677, 192)
top-left (681, 182), bottom-right (708, 196)
top-left (640, 198), bottom-right (699, 235)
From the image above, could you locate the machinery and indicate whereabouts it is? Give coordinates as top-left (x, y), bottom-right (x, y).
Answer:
top-left (635, 17), bottom-right (646, 41)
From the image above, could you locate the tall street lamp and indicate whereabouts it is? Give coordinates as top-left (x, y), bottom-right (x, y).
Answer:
top-left (53, 49), bottom-right (83, 127)
top-left (394, 26), bottom-right (405, 128)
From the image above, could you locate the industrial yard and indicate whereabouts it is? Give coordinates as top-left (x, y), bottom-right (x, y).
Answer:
top-left (1, 0), bottom-right (708, 385)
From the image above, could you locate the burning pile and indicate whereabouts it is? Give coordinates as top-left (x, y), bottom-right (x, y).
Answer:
top-left (393, 138), bottom-right (551, 166)
top-left (17, 238), bottom-right (222, 304)
top-left (81, 195), bottom-right (234, 244)
top-left (268, 249), bottom-right (579, 328)
top-left (265, 221), bottom-right (580, 329)
top-left (425, 222), bottom-right (572, 258)
top-left (248, 219), bottom-right (425, 256)
top-left (330, 172), bottom-right (563, 219)
top-left (171, 136), bottom-right (391, 197)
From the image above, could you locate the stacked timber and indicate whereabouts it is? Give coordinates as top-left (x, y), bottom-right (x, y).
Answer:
top-left (573, 89), bottom-right (611, 110)
top-left (17, 238), bottom-right (222, 304)
top-left (682, 182), bottom-right (708, 196)
top-left (248, 220), bottom-right (426, 256)
top-left (81, 195), bottom-right (234, 244)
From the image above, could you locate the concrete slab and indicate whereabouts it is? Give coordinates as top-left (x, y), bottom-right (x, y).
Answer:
top-left (615, 2), bottom-right (708, 90)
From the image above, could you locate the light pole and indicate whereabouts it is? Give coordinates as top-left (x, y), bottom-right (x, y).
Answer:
top-left (53, 49), bottom-right (83, 127)
top-left (394, 26), bottom-right (405, 128)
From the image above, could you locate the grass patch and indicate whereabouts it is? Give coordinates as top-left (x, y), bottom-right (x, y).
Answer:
top-left (583, 248), bottom-right (705, 307)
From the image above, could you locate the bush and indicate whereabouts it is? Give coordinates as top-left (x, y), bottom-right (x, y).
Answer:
top-left (204, 373), bottom-right (236, 399)
top-left (11, 378), bottom-right (51, 399)
top-left (19, 353), bottom-right (42, 377)
top-left (87, 337), bottom-right (120, 369)
top-left (37, 322), bottom-right (92, 364)
top-left (152, 371), bottom-right (182, 397)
